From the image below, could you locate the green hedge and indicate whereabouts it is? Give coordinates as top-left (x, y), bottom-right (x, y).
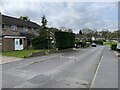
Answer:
top-left (111, 43), bottom-right (117, 50)
top-left (31, 36), bottom-right (48, 49)
top-left (55, 31), bottom-right (75, 50)
top-left (93, 40), bottom-right (103, 45)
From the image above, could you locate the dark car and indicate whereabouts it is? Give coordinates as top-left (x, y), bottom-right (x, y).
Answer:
top-left (74, 43), bottom-right (80, 48)
top-left (91, 43), bottom-right (96, 47)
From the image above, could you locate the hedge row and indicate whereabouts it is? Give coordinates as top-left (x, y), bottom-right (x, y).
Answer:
top-left (31, 36), bottom-right (48, 49)
top-left (55, 31), bottom-right (75, 50)
top-left (93, 40), bottom-right (103, 45)
top-left (111, 43), bottom-right (117, 50)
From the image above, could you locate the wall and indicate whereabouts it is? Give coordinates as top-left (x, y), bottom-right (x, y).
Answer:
top-left (2, 38), bottom-right (14, 51)
top-left (2, 25), bottom-right (36, 36)
top-left (2, 38), bottom-right (27, 51)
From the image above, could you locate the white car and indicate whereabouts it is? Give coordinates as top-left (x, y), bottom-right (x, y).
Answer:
top-left (117, 43), bottom-right (120, 52)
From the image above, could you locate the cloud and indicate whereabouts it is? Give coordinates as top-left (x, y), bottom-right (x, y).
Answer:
top-left (1, 1), bottom-right (118, 33)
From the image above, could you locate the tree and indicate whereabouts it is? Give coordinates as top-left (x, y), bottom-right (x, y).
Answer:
top-left (41, 15), bottom-right (48, 29)
top-left (64, 28), bottom-right (73, 33)
top-left (19, 16), bottom-right (30, 21)
top-left (99, 30), bottom-right (111, 40)
top-left (59, 26), bottom-right (66, 31)
top-left (31, 15), bottom-right (49, 49)
top-left (79, 30), bottom-right (82, 35)
top-left (81, 28), bottom-right (93, 34)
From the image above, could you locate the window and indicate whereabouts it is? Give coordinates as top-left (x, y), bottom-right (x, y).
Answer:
top-left (2, 24), bottom-right (6, 30)
top-left (11, 25), bottom-right (17, 31)
top-left (23, 27), bottom-right (28, 32)
top-left (20, 39), bottom-right (23, 45)
top-left (16, 40), bottom-right (18, 45)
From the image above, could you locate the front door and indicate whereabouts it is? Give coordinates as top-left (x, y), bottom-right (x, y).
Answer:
top-left (15, 39), bottom-right (24, 50)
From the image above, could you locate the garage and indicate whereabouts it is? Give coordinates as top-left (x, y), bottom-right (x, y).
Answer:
top-left (2, 36), bottom-right (27, 51)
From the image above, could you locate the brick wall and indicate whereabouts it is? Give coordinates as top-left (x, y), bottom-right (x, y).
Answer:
top-left (2, 38), bottom-right (27, 51)
top-left (2, 25), bottom-right (35, 36)
top-left (2, 38), bottom-right (14, 51)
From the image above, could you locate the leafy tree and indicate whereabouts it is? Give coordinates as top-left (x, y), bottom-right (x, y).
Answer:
top-left (59, 27), bottom-right (66, 31)
top-left (41, 15), bottom-right (48, 29)
top-left (79, 30), bottom-right (82, 35)
top-left (31, 15), bottom-right (50, 49)
top-left (19, 16), bottom-right (30, 21)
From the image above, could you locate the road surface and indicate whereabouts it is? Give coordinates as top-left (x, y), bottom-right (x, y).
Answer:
top-left (1, 46), bottom-right (118, 88)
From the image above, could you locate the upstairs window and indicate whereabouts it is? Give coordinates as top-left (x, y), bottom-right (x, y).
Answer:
top-left (23, 27), bottom-right (28, 32)
top-left (2, 24), bottom-right (6, 30)
top-left (11, 25), bottom-right (17, 31)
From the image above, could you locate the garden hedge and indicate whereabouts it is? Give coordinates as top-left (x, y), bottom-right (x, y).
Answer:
top-left (31, 36), bottom-right (48, 49)
top-left (93, 40), bottom-right (103, 45)
top-left (55, 31), bottom-right (75, 50)
top-left (111, 43), bottom-right (117, 50)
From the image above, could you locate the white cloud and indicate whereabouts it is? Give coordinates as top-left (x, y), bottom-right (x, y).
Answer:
top-left (1, 2), bottom-right (118, 33)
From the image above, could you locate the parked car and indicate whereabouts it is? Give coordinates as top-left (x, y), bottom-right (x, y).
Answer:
top-left (117, 43), bottom-right (120, 52)
top-left (74, 43), bottom-right (80, 48)
top-left (91, 43), bottom-right (97, 47)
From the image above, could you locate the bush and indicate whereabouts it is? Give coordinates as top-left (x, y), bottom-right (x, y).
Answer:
top-left (81, 41), bottom-right (86, 47)
top-left (111, 43), bottom-right (117, 50)
top-left (55, 31), bottom-right (75, 50)
top-left (31, 36), bottom-right (48, 49)
top-left (93, 40), bottom-right (103, 45)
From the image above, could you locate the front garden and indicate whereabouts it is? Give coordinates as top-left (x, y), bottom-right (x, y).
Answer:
top-left (2, 49), bottom-right (47, 58)
top-left (103, 41), bottom-right (118, 51)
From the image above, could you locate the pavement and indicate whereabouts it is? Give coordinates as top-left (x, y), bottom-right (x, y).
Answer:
top-left (113, 51), bottom-right (120, 59)
top-left (93, 47), bottom-right (118, 88)
top-left (1, 46), bottom-right (118, 88)
top-left (0, 55), bottom-right (23, 64)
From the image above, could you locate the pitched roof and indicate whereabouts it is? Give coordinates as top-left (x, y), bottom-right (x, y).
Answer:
top-left (2, 15), bottom-right (40, 29)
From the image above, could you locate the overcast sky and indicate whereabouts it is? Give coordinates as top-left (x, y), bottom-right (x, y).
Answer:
top-left (1, 0), bottom-right (118, 33)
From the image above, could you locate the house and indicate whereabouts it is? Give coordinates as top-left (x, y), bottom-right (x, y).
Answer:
top-left (75, 34), bottom-right (87, 42)
top-left (1, 13), bottom-right (40, 51)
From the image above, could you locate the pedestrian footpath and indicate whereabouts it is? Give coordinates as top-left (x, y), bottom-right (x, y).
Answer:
top-left (93, 47), bottom-right (118, 88)
top-left (0, 55), bottom-right (22, 64)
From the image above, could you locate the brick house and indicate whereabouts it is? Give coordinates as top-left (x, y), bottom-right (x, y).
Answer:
top-left (1, 14), bottom-right (40, 51)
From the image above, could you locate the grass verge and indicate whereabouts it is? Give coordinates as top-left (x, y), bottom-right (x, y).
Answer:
top-left (2, 49), bottom-right (47, 58)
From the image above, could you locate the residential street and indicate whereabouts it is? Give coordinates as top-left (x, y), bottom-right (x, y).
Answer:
top-left (1, 46), bottom-right (118, 88)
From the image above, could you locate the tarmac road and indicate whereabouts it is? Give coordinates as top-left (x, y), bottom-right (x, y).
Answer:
top-left (1, 46), bottom-right (118, 88)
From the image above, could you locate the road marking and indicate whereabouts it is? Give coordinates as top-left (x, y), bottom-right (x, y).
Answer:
top-left (89, 55), bottom-right (103, 89)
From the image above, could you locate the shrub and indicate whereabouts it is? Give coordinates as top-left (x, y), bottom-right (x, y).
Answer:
top-left (55, 31), bottom-right (75, 50)
top-left (111, 43), bottom-right (117, 50)
top-left (31, 36), bottom-right (48, 49)
top-left (93, 40), bottom-right (103, 45)
top-left (81, 41), bottom-right (86, 47)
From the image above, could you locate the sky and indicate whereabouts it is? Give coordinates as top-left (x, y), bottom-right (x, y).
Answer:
top-left (0, 0), bottom-right (118, 33)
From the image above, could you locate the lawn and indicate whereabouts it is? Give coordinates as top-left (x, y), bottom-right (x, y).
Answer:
top-left (2, 49), bottom-right (47, 58)
top-left (103, 41), bottom-right (118, 46)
